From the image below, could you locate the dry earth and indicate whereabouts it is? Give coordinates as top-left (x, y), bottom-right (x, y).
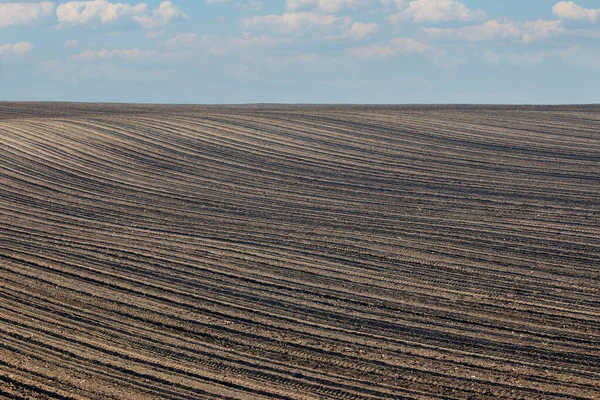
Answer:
top-left (0, 103), bottom-right (599, 399)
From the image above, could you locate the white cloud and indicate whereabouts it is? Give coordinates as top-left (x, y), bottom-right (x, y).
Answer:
top-left (72, 48), bottom-right (158, 61)
top-left (65, 39), bottom-right (79, 47)
top-left (389, 0), bottom-right (486, 23)
top-left (243, 12), bottom-right (377, 40)
top-left (56, 0), bottom-right (185, 29)
top-left (507, 53), bottom-right (548, 66)
top-left (347, 44), bottom-right (395, 59)
top-left (483, 46), bottom-right (582, 67)
top-left (380, 0), bottom-right (405, 7)
top-left (498, 45), bottom-right (592, 68)
top-left (345, 22), bottom-right (379, 40)
top-left (41, 58), bottom-right (176, 84)
top-left (0, 2), bottom-right (54, 28)
top-left (349, 37), bottom-right (464, 72)
top-left (160, 33), bottom-right (230, 55)
top-left (286, 0), bottom-right (371, 13)
top-left (242, 12), bottom-right (352, 36)
top-left (56, 0), bottom-right (147, 25)
top-left (161, 32), bottom-right (200, 48)
top-left (348, 37), bottom-right (432, 59)
top-left (206, 0), bottom-right (261, 10)
top-left (228, 33), bottom-right (290, 46)
top-left (425, 19), bottom-right (564, 43)
top-left (390, 37), bottom-right (432, 52)
top-left (145, 30), bottom-right (165, 39)
top-left (160, 32), bottom-right (290, 57)
top-left (0, 42), bottom-right (35, 56)
top-left (161, 33), bottom-right (287, 48)
top-left (133, 1), bottom-right (188, 30)
top-left (553, 1), bottom-right (600, 22)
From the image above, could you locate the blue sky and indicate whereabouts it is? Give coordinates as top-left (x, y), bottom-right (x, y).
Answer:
top-left (1, 0), bottom-right (599, 103)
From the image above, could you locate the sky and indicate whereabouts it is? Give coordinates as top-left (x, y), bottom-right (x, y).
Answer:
top-left (0, 0), bottom-right (599, 104)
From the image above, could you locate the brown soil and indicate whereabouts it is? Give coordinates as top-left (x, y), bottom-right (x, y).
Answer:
top-left (1, 103), bottom-right (599, 399)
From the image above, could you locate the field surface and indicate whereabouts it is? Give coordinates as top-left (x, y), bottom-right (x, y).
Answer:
top-left (1, 103), bottom-right (599, 399)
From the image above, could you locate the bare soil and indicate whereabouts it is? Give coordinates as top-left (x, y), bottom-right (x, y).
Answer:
top-left (1, 103), bottom-right (599, 399)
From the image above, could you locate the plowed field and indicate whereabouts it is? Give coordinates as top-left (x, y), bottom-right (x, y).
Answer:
top-left (1, 103), bottom-right (599, 399)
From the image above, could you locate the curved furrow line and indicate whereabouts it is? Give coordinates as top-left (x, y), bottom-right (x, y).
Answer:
top-left (3, 214), bottom-right (596, 324)
top-left (1, 104), bottom-right (599, 399)
top-left (9, 228), bottom-right (598, 340)
top-left (0, 314), bottom-right (400, 400)
top-left (14, 118), bottom-right (600, 241)
top-left (3, 188), bottom-right (596, 284)
top-left (11, 117), bottom-right (596, 233)
top-left (0, 290), bottom-right (592, 400)
top-left (3, 284), bottom-right (598, 399)
top-left (0, 296), bottom-right (416, 400)
top-left (204, 112), bottom-right (600, 168)
top-left (2, 209), bottom-right (596, 338)
top-left (2, 253), bottom-right (596, 390)
top-left (3, 160), bottom-right (596, 284)
top-left (133, 115), bottom-right (600, 197)
top-left (3, 230), bottom-right (599, 350)
top-left (3, 229), bottom-right (599, 355)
